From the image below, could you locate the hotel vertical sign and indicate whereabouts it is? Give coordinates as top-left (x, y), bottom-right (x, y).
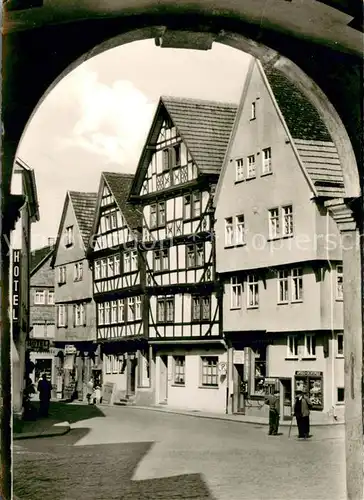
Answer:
top-left (12, 249), bottom-right (21, 332)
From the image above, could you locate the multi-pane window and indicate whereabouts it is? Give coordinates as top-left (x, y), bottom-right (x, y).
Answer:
top-left (98, 303), bottom-right (104, 325)
top-left (114, 255), bottom-right (120, 275)
top-left (282, 205), bottom-right (293, 236)
top-left (287, 335), bottom-right (298, 357)
top-left (201, 356), bottom-right (218, 387)
top-left (173, 356), bottom-right (185, 385)
top-left (74, 303), bottom-right (86, 327)
top-left (101, 259), bottom-right (107, 278)
top-left (47, 291), bottom-right (54, 305)
top-left (251, 101), bottom-right (256, 120)
top-left (247, 155), bottom-right (256, 178)
top-left (95, 260), bottom-right (101, 280)
top-left (74, 262), bottom-right (83, 281)
top-left (304, 334), bottom-right (316, 357)
top-left (183, 195), bottom-right (191, 219)
top-left (192, 295), bottom-right (211, 321)
top-left (65, 226), bottom-right (74, 247)
top-left (230, 276), bottom-right (242, 309)
top-left (118, 299), bottom-right (124, 322)
top-left (262, 147), bottom-right (272, 174)
top-left (192, 192), bottom-right (201, 218)
top-left (235, 158), bottom-right (244, 182)
top-left (235, 215), bottom-right (245, 245)
top-left (123, 252), bottom-right (131, 273)
top-left (278, 270), bottom-right (289, 303)
top-left (268, 208), bottom-right (280, 239)
top-left (111, 301), bottom-right (117, 324)
top-left (150, 202), bottom-right (165, 228)
top-left (104, 303), bottom-right (110, 325)
top-left (34, 290), bottom-right (46, 305)
top-left (157, 296), bottom-right (174, 323)
top-left (186, 243), bottom-right (204, 268)
top-left (337, 333), bottom-right (344, 356)
top-left (247, 274), bottom-right (259, 308)
top-left (336, 265), bottom-right (343, 300)
top-left (128, 297), bottom-right (140, 321)
top-left (58, 266), bottom-right (66, 284)
top-left (130, 251), bottom-right (138, 272)
top-left (225, 217), bottom-right (234, 246)
top-left (154, 249), bottom-right (169, 271)
top-left (291, 268), bottom-right (303, 301)
top-left (57, 304), bottom-right (67, 327)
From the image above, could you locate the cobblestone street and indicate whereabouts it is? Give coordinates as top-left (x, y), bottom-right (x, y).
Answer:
top-left (14, 405), bottom-right (345, 500)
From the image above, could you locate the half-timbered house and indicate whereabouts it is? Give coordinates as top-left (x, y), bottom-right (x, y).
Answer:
top-left (52, 191), bottom-right (98, 400)
top-left (214, 59), bottom-right (345, 422)
top-left (87, 172), bottom-right (151, 405)
top-left (128, 96), bottom-right (237, 412)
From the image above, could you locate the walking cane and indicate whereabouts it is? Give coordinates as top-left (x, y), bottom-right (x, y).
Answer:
top-left (288, 414), bottom-right (294, 438)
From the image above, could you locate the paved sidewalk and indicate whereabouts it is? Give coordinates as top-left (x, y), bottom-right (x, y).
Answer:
top-left (127, 404), bottom-right (344, 427)
top-left (13, 420), bottom-right (70, 440)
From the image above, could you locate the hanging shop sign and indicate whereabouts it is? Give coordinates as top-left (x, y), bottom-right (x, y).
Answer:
top-left (26, 339), bottom-right (50, 352)
top-left (65, 345), bottom-right (77, 355)
top-left (218, 362), bottom-right (227, 375)
top-left (233, 350), bottom-right (245, 365)
top-left (295, 371), bottom-right (323, 411)
top-left (12, 249), bottom-right (21, 331)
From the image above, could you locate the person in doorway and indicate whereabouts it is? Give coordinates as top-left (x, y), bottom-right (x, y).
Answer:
top-left (294, 389), bottom-right (312, 438)
top-left (86, 377), bottom-right (94, 405)
top-left (37, 374), bottom-right (52, 417)
top-left (265, 389), bottom-right (280, 435)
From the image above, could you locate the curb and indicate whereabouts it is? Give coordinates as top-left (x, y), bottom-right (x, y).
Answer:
top-left (123, 405), bottom-right (345, 427)
top-left (13, 422), bottom-right (71, 441)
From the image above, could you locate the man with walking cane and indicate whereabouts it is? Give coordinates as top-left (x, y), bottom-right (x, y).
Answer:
top-left (265, 389), bottom-right (280, 435)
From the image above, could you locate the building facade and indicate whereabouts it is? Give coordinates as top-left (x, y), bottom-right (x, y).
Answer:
top-left (52, 191), bottom-right (98, 400)
top-left (28, 242), bottom-right (57, 393)
top-left (87, 172), bottom-right (151, 405)
top-left (10, 159), bottom-right (40, 413)
top-left (128, 96), bottom-right (237, 412)
top-left (214, 59), bottom-right (345, 422)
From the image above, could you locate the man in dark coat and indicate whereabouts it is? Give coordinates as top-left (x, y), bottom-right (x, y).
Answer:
top-left (294, 389), bottom-right (312, 438)
top-left (265, 390), bottom-right (280, 435)
top-left (37, 374), bottom-right (52, 417)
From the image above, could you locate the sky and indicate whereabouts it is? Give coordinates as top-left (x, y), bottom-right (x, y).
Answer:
top-left (17, 39), bottom-right (252, 249)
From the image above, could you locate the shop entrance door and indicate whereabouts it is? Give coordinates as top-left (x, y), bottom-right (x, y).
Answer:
top-left (34, 358), bottom-right (52, 384)
top-left (236, 364), bottom-right (245, 413)
top-left (280, 378), bottom-right (292, 420)
top-left (159, 355), bottom-right (168, 404)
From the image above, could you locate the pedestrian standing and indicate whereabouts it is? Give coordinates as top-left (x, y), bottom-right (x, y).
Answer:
top-left (86, 377), bottom-right (94, 405)
top-left (265, 390), bottom-right (280, 435)
top-left (37, 374), bottom-right (52, 417)
top-left (294, 389), bottom-right (312, 438)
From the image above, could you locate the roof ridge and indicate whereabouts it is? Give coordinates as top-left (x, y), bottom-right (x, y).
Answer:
top-left (102, 171), bottom-right (135, 178)
top-left (161, 95), bottom-right (238, 108)
top-left (69, 190), bottom-right (98, 196)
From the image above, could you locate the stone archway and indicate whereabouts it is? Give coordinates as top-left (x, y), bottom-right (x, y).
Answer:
top-left (2, 21), bottom-right (362, 500)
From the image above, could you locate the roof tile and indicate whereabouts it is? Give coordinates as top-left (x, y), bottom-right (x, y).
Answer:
top-left (69, 191), bottom-right (98, 246)
top-left (102, 172), bottom-right (142, 229)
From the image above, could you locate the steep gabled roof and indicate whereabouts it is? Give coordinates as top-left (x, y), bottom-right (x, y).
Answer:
top-left (102, 172), bottom-right (141, 229)
top-left (30, 245), bottom-right (54, 276)
top-left (161, 96), bottom-right (237, 175)
top-left (262, 63), bottom-right (345, 198)
top-left (68, 191), bottom-right (98, 247)
top-left (129, 96), bottom-right (237, 197)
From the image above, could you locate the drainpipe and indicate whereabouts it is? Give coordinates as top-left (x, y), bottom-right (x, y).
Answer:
top-left (326, 211), bottom-right (336, 421)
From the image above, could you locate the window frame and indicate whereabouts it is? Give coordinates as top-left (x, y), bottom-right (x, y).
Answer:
top-left (156, 296), bottom-right (174, 324)
top-left (251, 101), bottom-right (256, 120)
top-left (200, 356), bottom-right (219, 387)
top-left (247, 274), bottom-right (259, 309)
top-left (235, 158), bottom-right (244, 182)
top-left (291, 268), bottom-right (303, 302)
top-left (57, 304), bottom-right (67, 328)
top-left (173, 355), bottom-right (186, 386)
top-left (282, 205), bottom-right (294, 237)
top-left (268, 208), bottom-right (280, 239)
top-left (230, 276), bottom-right (242, 310)
top-left (235, 214), bottom-right (245, 245)
top-left (262, 147), bottom-right (272, 175)
top-left (65, 225), bottom-right (74, 247)
top-left (47, 290), bottom-right (54, 305)
top-left (278, 270), bottom-right (290, 304)
top-left (191, 295), bottom-right (211, 322)
top-left (224, 217), bottom-right (234, 247)
top-left (304, 334), bottom-right (316, 358)
top-left (247, 154), bottom-right (256, 179)
top-left (287, 335), bottom-right (298, 358)
top-left (34, 289), bottom-right (46, 305)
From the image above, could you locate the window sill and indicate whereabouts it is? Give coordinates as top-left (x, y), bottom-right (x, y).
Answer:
top-left (336, 355), bottom-right (344, 359)
top-left (230, 306), bottom-right (242, 311)
top-left (246, 306), bottom-right (259, 310)
top-left (171, 383), bottom-right (185, 388)
top-left (261, 171), bottom-right (273, 178)
top-left (277, 301), bottom-right (289, 305)
top-left (301, 357), bottom-right (317, 361)
top-left (336, 402), bottom-right (345, 406)
top-left (234, 179), bottom-right (245, 185)
top-left (199, 385), bottom-right (219, 390)
top-left (291, 300), bottom-right (303, 304)
top-left (285, 357), bottom-right (299, 361)
top-left (267, 235), bottom-right (293, 242)
top-left (245, 176), bottom-right (256, 181)
top-left (335, 298), bottom-right (344, 302)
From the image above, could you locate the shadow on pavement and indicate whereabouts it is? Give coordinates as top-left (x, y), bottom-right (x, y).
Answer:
top-left (13, 402), bottom-right (105, 436)
top-left (14, 430), bottom-right (214, 500)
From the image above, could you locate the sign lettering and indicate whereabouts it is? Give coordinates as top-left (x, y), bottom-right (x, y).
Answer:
top-left (12, 249), bottom-right (21, 326)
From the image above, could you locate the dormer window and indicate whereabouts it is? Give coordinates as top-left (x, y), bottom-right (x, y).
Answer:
top-left (251, 102), bottom-right (256, 120)
top-left (65, 226), bottom-right (74, 247)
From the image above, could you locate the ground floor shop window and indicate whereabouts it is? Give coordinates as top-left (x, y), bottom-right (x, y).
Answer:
top-left (251, 347), bottom-right (266, 396)
top-left (201, 356), bottom-right (218, 387)
top-left (173, 356), bottom-right (185, 385)
top-left (295, 370), bottom-right (323, 410)
top-left (137, 350), bottom-right (150, 387)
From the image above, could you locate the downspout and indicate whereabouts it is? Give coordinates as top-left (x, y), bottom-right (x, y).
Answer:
top-left (326, 211), bottom-right (336, 421)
